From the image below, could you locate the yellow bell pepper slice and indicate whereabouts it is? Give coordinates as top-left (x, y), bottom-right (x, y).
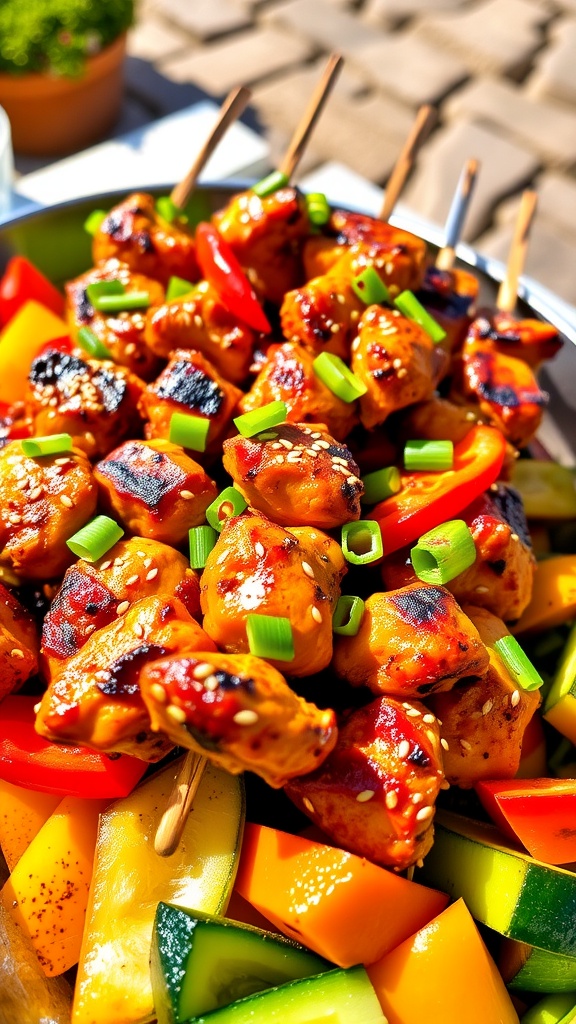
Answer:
top-left (0, 299), bottom-right (69, 402)
top-left (513, 555), bottom-right (576, 636)
top-left (0, 779), bottom-right (60, 871)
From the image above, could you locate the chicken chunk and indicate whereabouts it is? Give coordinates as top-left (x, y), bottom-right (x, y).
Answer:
top-left (286, 696), bottom-right (444, 870)
top-left (92, 191), bottom-right (199, 286)
top-left (26, 350), bottom-right (145, 459)
top-left (41, 537), bottom-right (201, 675)
top-left (222, 423), bottom-right (363, 530)
top-left (0, 583), bottom-right (40, 699)
top-left (201, 510), bottom-right (346, 677)
top-left (94, 439), bottom-right (217, 545)
top-left (416, 266), bottom-right (479, 356)
top-left (469, 310), bottom-right (562, 369)
top-left (333, 583), bottom-right (489, 698)
top-left (0, 441), bottom-right (97, 581)
top-left (395, 394), bottom-right (488, 446)
top-left (303, 211), bottom-right (427, 283)
top-left (140, 651), bottom-right (337, 788)
top-left (36, 595), bottom-right (215, 760)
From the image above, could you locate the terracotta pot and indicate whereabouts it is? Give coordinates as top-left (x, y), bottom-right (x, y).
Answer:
top-left (0, 34), bottom-right (127, 157)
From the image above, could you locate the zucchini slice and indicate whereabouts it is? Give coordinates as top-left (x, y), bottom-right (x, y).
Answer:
top-left (521, 992), bottom-right (576, 1024)
top-left (500, 939), bottom-right (576, 994)
top-left (545, 621), bottom-right (576, 744)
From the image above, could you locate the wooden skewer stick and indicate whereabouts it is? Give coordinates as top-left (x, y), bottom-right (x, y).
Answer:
top-left (278, 53), bottom-right (343, 182)
top-left (435, 158), bottom-right (480, 272)
top-left (496, 189), bottom-right (538, 314)
top-left (170, 85), bottom-right (252, 210)
top-left (154, 751), bottom-right (208, 857)
top-left (379, 104), bottom-right (436, 223)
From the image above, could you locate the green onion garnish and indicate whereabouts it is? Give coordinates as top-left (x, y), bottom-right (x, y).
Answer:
top-left (77, 326), bottom-right (113, 361)
top-left (351, 266), bottom-right (390, 305)
top-left (252, 170), bottom-right (289, 198)
top-left (165, 276), bottom-right (195, 302)
top-left (206, 487), bottom-right (248, 532)
top-left (21, 434), bottom-right (73, 458)
top-left (360, 466), bottom-right (401, 505)
top-left (394, 290), bottom-right (446, 344)
top-left (494, 635), bottom-right (544, 691)
top-left (341, 520), bottom-right (383, 565)
top-left (189, 525), bottom-right (218, 569)
top-left (404, 440), bottom-right (454, 472)
top-left (66, 515), bottom-right (124, 562)
top-left (234, 401), bottom-right (287, 438)
top-left (410, 519), bottom-right (476, 585)
top-left (155, 196), bottom-right (184, 223)
top-left (84, 209), bottom-right (107, 236)
top-left (96, 291), bottom-right (151, 313)
top-left (86, 280), bottom-right (125, 308)
top-left (169, 412), bottom-right (211, 452)
top-left (332, 595), bottom-right (365, 636)
top-left (306, 192), bottom-right (330, 226)
top-left (246, 614), bottom-right (295, 661)
top-left (313, 352), bottom-right (367, 403)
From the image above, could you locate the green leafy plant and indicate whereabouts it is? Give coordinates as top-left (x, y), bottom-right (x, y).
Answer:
top-left (0, 0), bottom-right (134, 77)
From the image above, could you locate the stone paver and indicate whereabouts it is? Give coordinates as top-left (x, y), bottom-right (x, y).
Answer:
top-left (128, 14), bottom-right (192, 62)
top-left (350, 29), bottom-right (468, 108)
top-left (493, 171), bottom-right (576, 241)
top-left (252, 61), bottom-right (368, 134)
top-left (476, 220), bottom-right (576, 306)
top-left (157, 0), bottom-right (252, 40)
top-left (262, 0), bottom-right (379, 55)
top-left (363, 0), bottom-right (473, 30)
top-left (527, 18), bottom-right (576, 106)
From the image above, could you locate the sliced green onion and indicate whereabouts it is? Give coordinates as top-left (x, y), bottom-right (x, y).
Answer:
top-left (360, 466), bottom-right (401, 505)
top-left (252, 170), bottom-right (289, 198)
top-left (66, 515), bottom-right (124, 562)
top-left (77, 326), bottom-right (113, 361)
top-left (313, 352), bottom-right (367, 403)
top-left (332, 595), bottom-right (365, 636)
top-left (206, 487), bottom-right (248, 532)
top-left (84, 209), bottom-right (107, 236)
top-left (404, 439), bottom-right (453, 472)
top-left (165, 276), bottom-right (195, 302)
top-left (189, 525), bottom-right (218, 569)
top-left (86, 280), bottom-right (125, 307)
top-left (96, 291), bottom-right (151, 312)
top-left (169, 412), bottom-right (211, 452)
top-left (21, 433), bottom-right (73, 458)
top-left (394, 290), bottom-right (446, 344)
top-left (234, 401), bottom-right (287, 438)
top-left (155, 196), bottom-right (184, 223)
top-left (246, 614), bottom-right (295, 661)
top-left (494, 635), bottom-right (544, 691)
top-left (256, 431), bottom-right (279, 441)
top-left (410, 519), bottom-right (476, 585)
top-left (351, 266), bottom-right (390, 305)
top-left (341, 520), bottom-right (383, 565)
top-left (306, 192), bottom-right (330, 226)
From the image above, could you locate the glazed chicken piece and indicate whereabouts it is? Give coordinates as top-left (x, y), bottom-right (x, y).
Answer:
top-left (302, 210), bottom-right (428, 282)
top-left (469, 310), bottom-right (562, 369)
top-left (95, 439), bottom-right (217, 545)
top-left (92, 191), bottom-right (199, 286)
top-left (0, 441), bottom-right (97, 581)
top-left (0, 582), bottom-right (40, 699)
top-left (36, 595), bottom-right (215, 760)
top-left (65, 259), bottom-right (164, 380)
top-left (239, 341), bottom-right (358, 440)
top-left (25, 350), bottom-right (145, 459)
top-left (145, 281), bottom-right (258, 384)
top-left (201, 510), bottom-right (346, 677)
top-left (430, 606), bottom-right (540, 787)
top-left (286, 695), bottom-right (444, 871)
top-left (416, 265), bottom-right (479, 356)
top-left (41, 536), bottom-right (201, 677)
top-left (332, 583), bottom-right (489, 698)
top-left (140, 651), bottom-right (337, 788)
top-left (222, 422), bottom-right (363, 530)
top-left (395, 394), bottom-right (488, 446)
top-left (139, 348), bottom-right (242, 455)
top-left (213, 186), bottom-right (309, 305)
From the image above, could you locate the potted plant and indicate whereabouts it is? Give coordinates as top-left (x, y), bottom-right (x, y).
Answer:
top-left (0, 0), bottom-right (134, 157)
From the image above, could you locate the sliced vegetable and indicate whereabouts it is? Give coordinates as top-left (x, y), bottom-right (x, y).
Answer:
top-left (246, 614), bottom-right (295, 662)
top-left (77, 325), bottom-right (113, 360)
top-left (476, 778), bottom-right (576, 865)
top-left (394, 289), bottom-right (446, 343)
top-left (206, 487), bottom-right (248, 532)
top-left (83, 209), bottom-right (107, 236)
top-left (313, 352), bottom-right (368, 403)
top-left (0, 892), bottom-right (72, 1023)
top-left (521, 993), bottom-right (576, 1024)
top-left (351, 266), bottom-right (389, 305)
top-left (96, 290), bottom-right (151, 312)
top-left (514, 556), bottom-right (576, 635)
top-left (544, 621), bottom-right (576, 744)
top-left (332, 595), bottom-right (365, 636)
top-left (0, 779), bottom-right (60, 871)
top-left (189, 524), bottom-right (219, 569)
top-left (166, 275), bottom-right (196, 301)
top-left (341, 521), bottom-right (383, 565)
top-left (169, 411), bottom-right (211, 452)
top-left (0, 300), bottom-right (70, 402)
top-left (404, 439), bottom-right (454, 472)
top-left (360, 466), bottom-right (400, 505)
top-left (494, 635), bottom-right (544, 691)
top-left (410, 519), bottom-right (476, 584)
top-left (0, 255), bottom-right (65, 325)
top-left (21, 433), bottom-right (73, 457)
top-left (85, 279), bottom-right (125, 307)
top-left (500, 940), bottom-right (576, 994)
top-left (66, 514), bottom-right (124, 562)
top-left (305, 192), bottom-right (331, 226)
top-left (511, 461), bottom-right (576, 521)
top-left (196, 222), bottom-right (271, 334)
top-left (234, 401), bottom-right (287, 438)
top-left (252, 171), bottom-right (289, 198)
top-left (156, 196), bottom-right (184, 223)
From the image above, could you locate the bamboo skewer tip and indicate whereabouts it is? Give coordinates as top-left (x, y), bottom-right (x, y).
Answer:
top-left (379, 103), bottom-right (437, 223)
top-left (154, 751), bottom-right (208, 857)
top-left (278, 53), bottom-right (343, 182)
top-left (496, 188), bottom-right (538, 314)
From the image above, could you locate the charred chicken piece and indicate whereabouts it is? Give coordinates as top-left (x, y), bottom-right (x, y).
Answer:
top-left (65, 259), bottom-right (164, 380)
top-left (429, 605), bottom-right (540, 787)
top-left (286, 695), bottom-right (444, 871)
top-left (201, 510), bottom-right (346, 677)
top-left (36, 595), bottom-right (215, 760)
top-left (0, 582), bottom-right (40, 699)
top-left (416, 265), bottom-right (479, 358)
top-left (140, 651), bottom-right (337, 788)
top-left (395, 394), bottom-right (488, 446)
top-left (222, 423), bottom-right (363, 530)
top-left (41, 536), bottom-right (201, 675)
top-left (145, 281), bottom-right (257, 384)
top-left (239, 341), bottom-right (358, 440)
top-left (303, 211), bottom-right (428, 282)
top-left (0, 441), bottom-right (97, 581)
top-left (333, 583), bottom-right (489, 698)
top-left (213, 187), bottom-right (309, 305)
top-left (95, 439), bottom-right (218, 545)
top-left (26, 350), bottom-right (145, 459)
top-left (92, 191), bottom-right (199, 286)
top-left (469, 310), bottom-right (562, 369)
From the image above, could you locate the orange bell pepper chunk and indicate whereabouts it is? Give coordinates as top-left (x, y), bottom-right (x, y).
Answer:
top-left (0, 299), bottom-right (69, 403)
top-left (0, 779), bottom-right (60, 871)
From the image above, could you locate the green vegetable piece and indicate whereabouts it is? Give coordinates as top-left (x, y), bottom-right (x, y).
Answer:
top-left (521, 992), bottom-right (576, 1024)
top-left (246, 614), bottom-right (295, 662)
top-left (206, 487), bottom-right (248, 532)
top-left (410, 519), bottom-right (476, 585)
top-left (21, 434), bottom-right (73, 457)
top-left (332, 595), bottom-right (365, 636)
top-left (394, 290), bottom-right (446, 343)
top-left (341, 521), bottom-right (383, 565)
top-left (189, 525), bottom-right (218, 569)
top-left (305, 192), bottom-right (330, 226)
top-left (155, 196), bottom-right (184, 224)
top-left (404, 439), bottom-right (453, 472)
top-left (165, 276), bottom-right (195, 302)
top-left (66, 515), bottom-right (124, 562)
top-left (77, 326), bottom-right (113, 360)
top-left (360, 466), bottom-right (400, 505)
top-left (84, 210), bottom-right (107, 236)
top-left (233, 401), bottom-right (287, 438)
top-left (252, 171), bottom-right (289, 198)
top-left (494, 635), bottom-right (544, 691)
top-left (85, 279), bottom-right (125, 308)
top-left (511, 461), bottom-right (576, 521)
top-left (169, 412), bottom-right (210, 453)
top-left (313, 352), bottom-right (367, 403)
top-left (95, 291), bottom-right (150, 312)
top-left (351, 266), bottom-right (389, 305)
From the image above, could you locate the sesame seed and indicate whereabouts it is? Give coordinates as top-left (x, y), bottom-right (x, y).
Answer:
top-left (194, 314), bottom-right (203, 328)
top-left (7, 514), bottom-right (21, 525)
top-left (302, 561), bottom-right (315, 578)
top-left (134, 622), bottom-right (144, 638)
top-left (393, 358), bottom-right (402, 369)
top-left (179, 490), bottom-right (194, 500)
top-left (336, 294), bottom-right (345, 305)
top-left (126, 575), bottom-right (139, 586)
top-left (271, 442), bottom-right (283, 450)
top-left (167, 704), bottom-right (187, 724)
top-left (117, 601), bottom-right (130, 615)
top-left (440, 780), bottom-right (450, 791)
top-left (85, 624), bottom-right (96, 634)
top-left (330, 323), bottom-right (340, 333)
top-left (406, 707), bottom-right (421, 717)
top-left (287, 451), bottom-right (302, 462)
top-left (316, 439), bottom-right (330, 449)
top-left (475, 585), bottom-right (489, 594)
top-left (416, 806), bottom-right (434, 822)
top-left (466, 411), bottom-right (477, 422)
top-left (10, 648), bottom-right (24, 659)
top-left (150, 683), bottom-right (166, 703)
top-left (95, 670), bottom-right (109, 682)
top-left (254, 541), bottom-right (265, 557)
top-left (356, 790), bottom-right (375, 802)
top-left (511, 533), bottom-right (519, 542)
top-left (114, 558), bottom-right (124, 567)
top-left (33, 701), bottom-right (42, 714)
top-left (279, 438), bottom-right (293, 450)
top-left (311, 443), bottom-right (322, 451)
top-left (204, 675), bottom-right (219, 691)
top-left (398, 740), bottom-right (410, 759)
top-left (385, 791), bottom-right (398, 810)
top-left (233, 709), bottom-right (259, 725)
top-left (275, 455), bottom-right (285, 465)
top-left (303, 797), bottom-right (315, 814)
top-left (346, 475), bottom-right (359, 486)
top-left (192, 662), bottom-right (213, 680)
top-left (100, 560), bottom-right (112, 570)
top-left (422, 713), bottom-right (436, 724)
top-left (440, 738), bottom-right (449, 751)
top-left (311, 605), bottom-right (322, 623)
top-left (60, 494), bottom-right (74, 508)
top-left (426, 729), bottom-right (437, 744)
top-left (459, 738), bottom-right (472, 751)
top-left (412, 792), bottom-right (424, 804)
top-left (482, 700), bottom-right (494, 716)
top-left (55, 457), bottom-right (71, 466)
top-left (29, 486), bottom-right (43, 500)
top-left (143, 558), bottom-right (152, 568)
top-left (511, 689), bottom-right (521, 707)
top-left (397, 367), bottom-right (408, 379)
top-left (146, 568), bottom-right (159, 581)
top-left (402, 702), bottom-right (412, 709)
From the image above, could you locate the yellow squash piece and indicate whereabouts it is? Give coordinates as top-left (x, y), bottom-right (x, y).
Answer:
top-left (0, 780), bottom-right (60, 871)
top-left (513, 555), bottom-right (576, 635)
top-left (0, 299), bottom-right (69, 402)
top-left (544, 621), bottom-right (576, 745)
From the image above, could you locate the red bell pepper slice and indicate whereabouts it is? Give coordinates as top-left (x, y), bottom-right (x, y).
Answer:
top-left (36, 334), bottom-right (74, 357)
top-left (370, 425), bottom-right (507, 556)
top-left (195, 222), bottom-right (271, 334)
top-left (476, 777), bottom-right (576, 865)
top-left (0, 256), bottom-right (65, 326)
top-left (0, 695), bottom-right (147, 798)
